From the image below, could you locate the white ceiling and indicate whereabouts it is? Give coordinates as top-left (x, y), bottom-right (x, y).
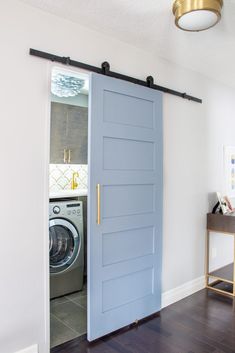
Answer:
top-left (20, 0), bottom-right (235, 88)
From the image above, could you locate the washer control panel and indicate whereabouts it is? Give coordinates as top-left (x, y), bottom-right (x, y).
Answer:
top-left (49, 201), bottom-right (83, 218)
top-left (67, 208), bottom-right (81, 216)
top-left (66, 203), bottom-right (81, 216)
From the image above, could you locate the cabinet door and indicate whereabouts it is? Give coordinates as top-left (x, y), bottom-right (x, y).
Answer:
top-left (50, 102), bottom-right (88, 164)
top-left (50, 102), bottom-right (68, 164)
top-left (66, 105), bottom-right (88, 164)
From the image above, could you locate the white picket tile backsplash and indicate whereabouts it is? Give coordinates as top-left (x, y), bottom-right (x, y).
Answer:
top-left (49, 164), bottom-right (88, 191)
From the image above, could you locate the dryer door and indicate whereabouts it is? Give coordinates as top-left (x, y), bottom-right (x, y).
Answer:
top-left (49, 219), bottom-right (80, 274)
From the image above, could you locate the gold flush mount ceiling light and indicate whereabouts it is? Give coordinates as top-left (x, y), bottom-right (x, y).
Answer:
top-left (173, 0), bottom-right (223, 32)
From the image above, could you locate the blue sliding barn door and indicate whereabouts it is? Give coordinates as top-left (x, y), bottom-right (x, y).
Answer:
top-left (87, 73), bottom-right (163, 341)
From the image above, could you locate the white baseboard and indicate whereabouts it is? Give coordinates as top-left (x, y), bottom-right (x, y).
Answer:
top-left (162, 276), bottom-right (205, 308)
top-left (16, 344), bottom-right (38, 353)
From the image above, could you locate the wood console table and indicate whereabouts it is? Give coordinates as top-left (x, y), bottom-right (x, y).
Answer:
top-left (206, 213), bottom-right (235, 297)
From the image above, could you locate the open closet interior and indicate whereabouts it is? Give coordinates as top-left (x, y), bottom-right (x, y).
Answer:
top-left (49, 67), bottom-right (89, 348)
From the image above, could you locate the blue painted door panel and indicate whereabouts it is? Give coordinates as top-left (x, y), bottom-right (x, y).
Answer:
top-left (87, 73), bottom-right (163, 341)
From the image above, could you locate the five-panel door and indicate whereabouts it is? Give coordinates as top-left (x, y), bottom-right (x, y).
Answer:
top-left (88, 73), bottom-right (163, 341)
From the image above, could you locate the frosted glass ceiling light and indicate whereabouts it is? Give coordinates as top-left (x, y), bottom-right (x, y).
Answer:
top-left (51, 72), bottom-right (85, 97)
top-left (172, 0), bottom-right (223, 32)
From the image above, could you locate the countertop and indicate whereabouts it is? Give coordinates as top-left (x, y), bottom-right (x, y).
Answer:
top-left (50, 189), bottom-right (88, 199)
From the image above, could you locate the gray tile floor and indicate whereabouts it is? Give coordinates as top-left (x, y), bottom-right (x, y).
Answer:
top-left (50, 284), bottom-right (87, 348)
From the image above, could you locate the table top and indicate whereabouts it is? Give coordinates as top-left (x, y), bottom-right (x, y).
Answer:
top-left (207, 213), bottom-right (235, 233)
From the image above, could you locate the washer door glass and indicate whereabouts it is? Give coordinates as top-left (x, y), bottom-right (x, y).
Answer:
top-left (49, 219), bottom-right (80, 274)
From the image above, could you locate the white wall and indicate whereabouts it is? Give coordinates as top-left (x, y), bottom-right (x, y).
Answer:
top-left (1, 1), bottom-right (235, 352)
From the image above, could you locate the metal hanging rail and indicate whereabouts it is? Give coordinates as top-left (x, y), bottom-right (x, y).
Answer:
top-left (29, 48), bottom-right (202, 104)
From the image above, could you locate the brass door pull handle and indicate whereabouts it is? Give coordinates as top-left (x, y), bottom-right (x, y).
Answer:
top-left (63, 149), bottom-right (71, 163)
top-left (63, 149), bottom-right (67, 163)
top-left (97, 184), bottom-right (101, 225)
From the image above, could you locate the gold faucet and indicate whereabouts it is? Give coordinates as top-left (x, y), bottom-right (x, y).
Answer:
top-left (71, 172), bottom-right (79, 190)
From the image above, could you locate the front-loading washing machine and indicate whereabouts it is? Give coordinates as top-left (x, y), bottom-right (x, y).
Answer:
top-left (49, 200), bottom-right (84, 299)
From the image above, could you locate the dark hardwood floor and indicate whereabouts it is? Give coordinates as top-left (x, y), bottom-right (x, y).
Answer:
top-left (51, 289), bottom-right (235, 353)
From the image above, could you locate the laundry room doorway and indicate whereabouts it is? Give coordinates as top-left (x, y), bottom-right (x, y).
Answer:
top-left (49, 66), bottom-right (89, 348)
top-left (46, 62), bottom-right (163, 351)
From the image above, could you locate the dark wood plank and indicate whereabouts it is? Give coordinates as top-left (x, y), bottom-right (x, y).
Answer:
top-left (51, 287), bottom-right (235, 353)
top-left (207, 213), bottom-right (235, 233)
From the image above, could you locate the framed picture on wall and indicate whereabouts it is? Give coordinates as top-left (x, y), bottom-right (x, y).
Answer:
top-left (224, 146), bottom-right (235, 198)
